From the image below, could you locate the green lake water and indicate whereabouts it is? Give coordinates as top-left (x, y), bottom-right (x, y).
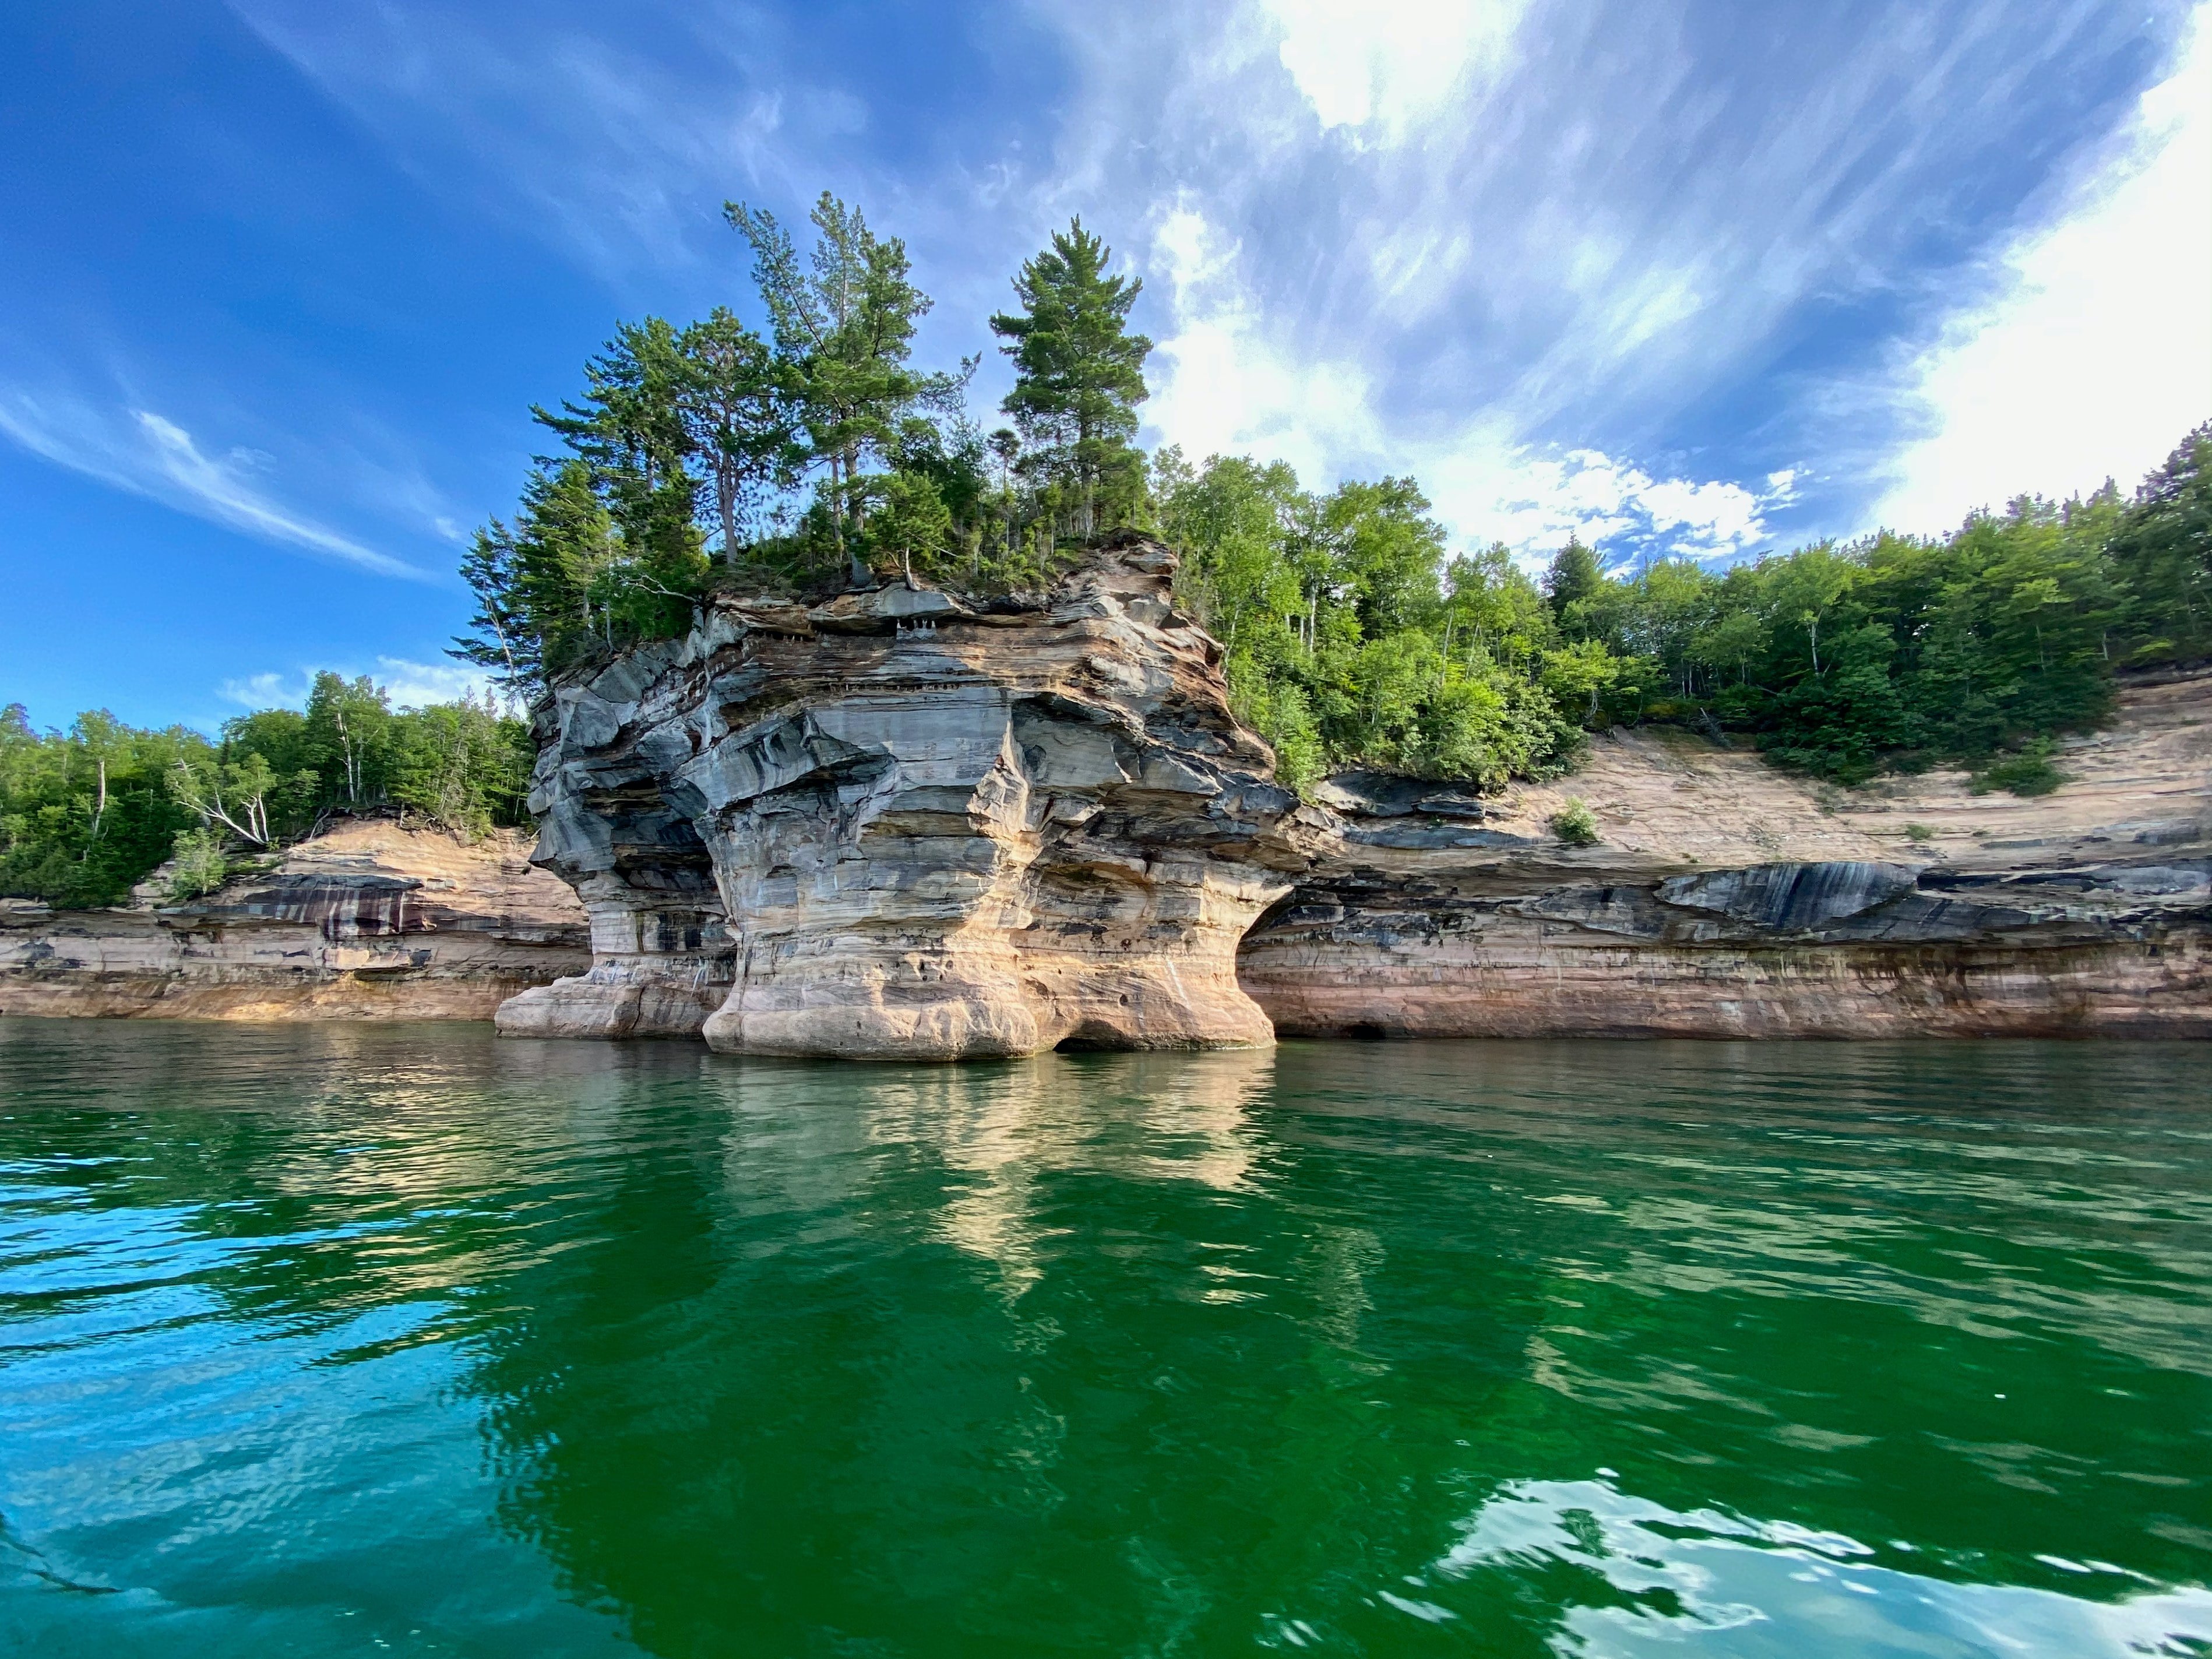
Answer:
top-left (1, 1020), bottom-right (2207, 1658)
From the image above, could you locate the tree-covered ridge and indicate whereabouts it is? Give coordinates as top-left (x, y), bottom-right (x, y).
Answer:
top-left (1173, 424), bottom-right (2210, 792)
top-left (454, 196), bottom-right (1160, 692)
top-left (1, 675), bottom-right (533, 909)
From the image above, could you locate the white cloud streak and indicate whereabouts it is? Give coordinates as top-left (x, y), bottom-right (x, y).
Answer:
top-left (0, 389), bottom-right (427, 579)
top-left (1142, 199), bottom-right (1780, 564)
top-left (1873, 3), bottom-right (2212, 531)
top-left (1264, 0), bottom-right (1528, 141)
top-left (219, 657), bottom-right (503, 712)
top-left (209, 0), bottom-right (2203, 568)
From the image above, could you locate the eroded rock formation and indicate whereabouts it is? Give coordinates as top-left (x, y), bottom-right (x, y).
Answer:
top-left (1239, 671), bottom-right (2212, 1038)
top-left (505, 550), bottom-right (2208, 1052)
top-left (497, 538), bottom-right (1313, 1058)
top-left (1, 819), bottom-right (590, 1020)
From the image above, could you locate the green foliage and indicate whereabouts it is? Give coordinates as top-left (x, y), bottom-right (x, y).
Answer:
top-left (1533, 484), bottom-right (2170, 783)
top-left (1546, 539), bottom-right (1604, 629)
top-left (991, 217), bottom-right (1153, 536)
top-left (386, 698), bottom-right (536, 838)
top-left (1, 684), bottom-right (535, 909)
top-left (1158, 452), bottom-right (1584, 792)
top-left (2108, 421), bottom-right (2211, 665)
top-left (1550, 798), bottom-right (1601, 846)
top-left (0, 705), bottom-right (205, 907)
top-left (1969, 742), bottom-right (2067, 797)
top-left (442, 180), bottom-right (2207, 811)
top-left (164, 826), bottom-right (229, 902)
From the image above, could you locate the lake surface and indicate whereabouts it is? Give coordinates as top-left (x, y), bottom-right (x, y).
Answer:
top-left (1, 1020), bottom-right (2207, 1658)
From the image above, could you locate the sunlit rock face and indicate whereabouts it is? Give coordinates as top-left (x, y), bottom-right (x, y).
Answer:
top-left (499, 538), bottom-right (1313, 1059)
top-left (1237, 672), bottom-right (2212, 1039)
top-left (1, 819), bottom-right (589, 1021)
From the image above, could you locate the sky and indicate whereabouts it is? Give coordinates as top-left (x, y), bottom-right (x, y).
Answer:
top-left (1, 0), bottom-right (2206, 732)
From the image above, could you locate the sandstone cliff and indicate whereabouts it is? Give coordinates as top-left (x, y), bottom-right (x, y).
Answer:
top-left (501, 534), bottom-right (2209, 1052)
top-left (0, 818), bottom-right (590, 1021)
top-left (499, 538), bottom-right (1311, 1057)
top-left (1239, 670), bottom-right (2211, 1038)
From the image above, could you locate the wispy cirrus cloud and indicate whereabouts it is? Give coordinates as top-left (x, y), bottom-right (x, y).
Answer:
top-left (214, 0), bottom-right (2207, 573)
top-left (0, 388), bottom-right (428, 579)
top-left (1044, 0), bottom-right (2195, 558)
top-left (1140, 199), bottom-right (1785, 565)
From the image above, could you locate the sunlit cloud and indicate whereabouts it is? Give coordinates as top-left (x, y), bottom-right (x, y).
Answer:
top-left (1142, 202), bottom-right (1780, 565)
top-left (217, 656), bottom-right (505, 713)
top-left (1263, 0), bottom-right (1528, 142)
top-left (0, 388), bottom-right (428, 579)
top-left (1873, 3), bottom-right (2212, 532)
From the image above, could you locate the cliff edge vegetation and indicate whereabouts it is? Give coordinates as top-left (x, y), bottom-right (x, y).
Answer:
top-left (450, 191), bottom-right (2210, 804)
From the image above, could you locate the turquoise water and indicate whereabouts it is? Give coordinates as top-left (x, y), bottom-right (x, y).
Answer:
top-left (1, 1019), bottom-right (2207, 1657)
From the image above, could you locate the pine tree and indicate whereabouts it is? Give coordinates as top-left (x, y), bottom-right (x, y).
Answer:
top-left (1545, 537), bottom-right (1604, 629)
top-left (725, 193), bottom-right (941, 581)
top-left (990, 219), bottom-right (1152, 535)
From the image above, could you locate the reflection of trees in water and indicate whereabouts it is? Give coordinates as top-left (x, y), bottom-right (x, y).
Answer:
top-left (455, 1045), bottom-right (1563, 1657)
top-left (0, 1021), bottom-right (705, 1343)
top-left (11, 1023), bottom-right (2204, 1651)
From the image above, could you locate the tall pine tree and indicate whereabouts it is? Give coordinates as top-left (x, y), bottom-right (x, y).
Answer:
top-left (990, 219), bottom-right (1151, 535)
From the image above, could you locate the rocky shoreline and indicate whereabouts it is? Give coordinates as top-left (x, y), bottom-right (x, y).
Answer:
top-left (0, 819), bottom-right (589, 1022)
top-left (503, 538), bottom-right (2211, 1053)
top-left (6, 543), bottom-right (2204, 1047)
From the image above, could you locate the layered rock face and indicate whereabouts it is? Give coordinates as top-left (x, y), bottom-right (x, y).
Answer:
top-left (498, 539), bottom-right (1309, 1058)
top-left (1, 820), bottom-right (590, 1021)
top-left (1239, 671), bottom-right (2212, 1038)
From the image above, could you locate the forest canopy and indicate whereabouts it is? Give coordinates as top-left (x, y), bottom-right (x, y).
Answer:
top-left (1, 677), bottom-right (533, 909)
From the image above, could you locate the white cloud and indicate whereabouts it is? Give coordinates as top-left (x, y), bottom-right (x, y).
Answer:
top-left (1264, 0), bottom-right (1527, 140)
top-left (218, 657), bottom-right (506, 713)
top-left (0, 389), bottom-right (427, 579)
top-left (1143, 202), bottom-right (1780, 565)
top-left (1873, 4), bottom-right (2212, 531)
top-left (1144, 204), bottom-right (1386, 480)
top-left (374, 657), bottom-right (502, 709)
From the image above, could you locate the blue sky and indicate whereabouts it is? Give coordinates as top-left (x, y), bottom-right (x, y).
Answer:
top-left (2, 0), bottom-right (2206, 731)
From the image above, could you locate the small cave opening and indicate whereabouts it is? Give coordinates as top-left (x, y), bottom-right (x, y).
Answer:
top-left (1052, 1019), bottom-right (1132, 1053)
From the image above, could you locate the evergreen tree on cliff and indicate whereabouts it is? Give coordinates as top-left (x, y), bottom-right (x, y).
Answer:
top-left (725, 193), bottom-right (943, 583)
top-left (2109, 420), bottom-right (2212, 662)
top-left (991, 219), bottom-right (1152, 535)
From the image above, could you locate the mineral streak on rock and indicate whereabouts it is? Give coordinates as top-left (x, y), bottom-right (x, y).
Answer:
top-left (1, 819), bottom-right (590, 1021)
top-left (1238, 670), bottom-right (2212, 1039)
top-left (497, 537), bottom-right (1315, 1058)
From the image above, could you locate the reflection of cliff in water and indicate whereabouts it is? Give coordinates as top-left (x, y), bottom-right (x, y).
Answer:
top-left (449, 1047), bottom-right (1544, 1656)
top-left (443, 1039), bottom-right (2212, 1657)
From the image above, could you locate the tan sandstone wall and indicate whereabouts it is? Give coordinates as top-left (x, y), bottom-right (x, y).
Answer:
top-left (1237, 670), bottom-right (2212, 1039)
top-left (0, 819), bottom-right (590, 1022)
top-left (497, 539), bottom-right (1313, 1059)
